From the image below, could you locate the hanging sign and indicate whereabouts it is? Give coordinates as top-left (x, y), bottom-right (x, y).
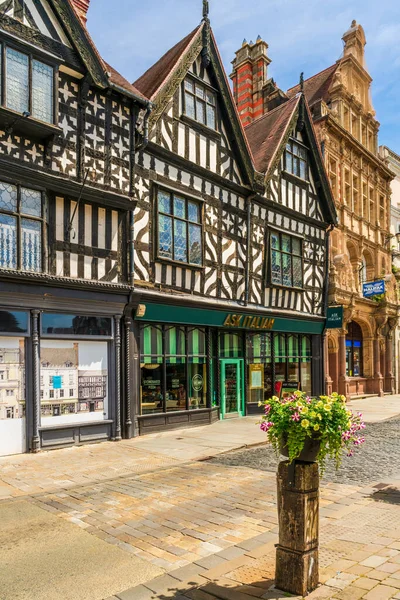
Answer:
top-left (362, 280), bottom-right (385, 298)
top-left (326, 306), bottom-right (343, 329)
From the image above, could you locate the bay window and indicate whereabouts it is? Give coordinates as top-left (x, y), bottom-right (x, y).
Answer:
top-left (0, 181), bottom-right (44, 273)
top-left (2, 44), bottom-right (55, 124)
top-left (284, 139), bottom-right (308, 179)
top-left (157, 189), bottom-right (203, 266)
top-left (270, 231), bottom-right (303, 288)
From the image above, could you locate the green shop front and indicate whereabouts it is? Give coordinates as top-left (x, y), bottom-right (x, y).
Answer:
top-left (134, 302), bottom-right (325, 434)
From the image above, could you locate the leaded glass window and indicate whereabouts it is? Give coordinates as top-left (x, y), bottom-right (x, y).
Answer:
top-left (3, 45), bottom-right (54, 124)
top-left (183, 78), bottom-right (216, 130)
top-left (270, 231), bottom-right (303, 288)
top-left (157, 189), bottom-right (202, 266)
top-left (285, 139), bottom-right (308, 179)
top-left (0, 181), bottom-right (44, 273)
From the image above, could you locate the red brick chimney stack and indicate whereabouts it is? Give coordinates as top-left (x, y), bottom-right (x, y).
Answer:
top-left (230, 36), bottom-right (271, 127)
top-left (71, 0), bottom-right (90, 25)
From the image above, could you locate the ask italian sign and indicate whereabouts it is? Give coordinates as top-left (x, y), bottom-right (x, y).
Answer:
top-left (326, 306), bottom-right (343, 329)
top-left (362, 280), bottom-right (385, 298)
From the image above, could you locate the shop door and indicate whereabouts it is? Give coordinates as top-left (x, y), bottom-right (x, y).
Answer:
top-left (220, 359), bottom-right (244, 418)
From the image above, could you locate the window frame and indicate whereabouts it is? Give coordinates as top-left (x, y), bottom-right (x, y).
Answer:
top-left (0, 180), bottom-right (46, 273)
top-left (284, 138), bottom-right (308, 180)
top-left (182, 75), bottom-right (218, 132)
top-left (155, 187), bottom-right (204, 268)
top-left (268, 229), bottom-right (304, 289)
top-left (0, 38), bottom-right (58, 125)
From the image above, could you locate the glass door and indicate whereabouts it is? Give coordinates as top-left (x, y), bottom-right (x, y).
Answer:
top-left (220, 359), bottom-right (244, 418)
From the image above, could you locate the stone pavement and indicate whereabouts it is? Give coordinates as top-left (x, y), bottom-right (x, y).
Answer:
top-left (1, 395), bottom-right (400, 600)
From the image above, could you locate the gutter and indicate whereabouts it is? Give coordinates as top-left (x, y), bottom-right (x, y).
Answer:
top-left (108, 81), bottom-right (148, 108)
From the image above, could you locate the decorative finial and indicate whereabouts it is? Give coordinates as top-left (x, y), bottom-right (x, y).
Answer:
top-left (351, 19), bottom-right (357, 27)
top-left (202, 0), bottom-right (209, 20)
top-left (242, 38), bottom-right (247, 46)
top-left (256, 35), bottom-right (262, 42)
top-left (300, 72), bottom-right (304, 92)
top-left (249, 40), bottom-right (254, 46)
top-left (201, 0), bottom-right (211, 67)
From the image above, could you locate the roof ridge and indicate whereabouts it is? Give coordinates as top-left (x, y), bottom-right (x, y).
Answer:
top-left (287, 63), bottom-right (336, 92)
top-left (133, 25), bottom-right (202, 99)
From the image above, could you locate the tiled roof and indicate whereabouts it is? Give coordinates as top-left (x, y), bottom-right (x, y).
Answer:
top-left (245, 96), bottom-right (300, 174)
top-left (134, 26), bottom-right (201, 99)
top-left (104, 63), bottom-right (147, 101)
top-left (287, 64), bottom-right (337, 106)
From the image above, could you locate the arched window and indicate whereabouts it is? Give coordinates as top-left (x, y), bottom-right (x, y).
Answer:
top-left (359, 256), bottom-right (367, 285)
top-left (346, 321), bottom-right (363, 377)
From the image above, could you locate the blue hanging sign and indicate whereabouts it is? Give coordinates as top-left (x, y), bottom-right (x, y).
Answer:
top-left (362, 280), bottom-right (385, 298)
top-left (53, 375), bottom-right (62, 389)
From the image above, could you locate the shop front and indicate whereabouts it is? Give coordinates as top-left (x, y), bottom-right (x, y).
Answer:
top-left (0, 282), bottom-right (127, 456)
top-left (134, 302), bottom-right (325, 434)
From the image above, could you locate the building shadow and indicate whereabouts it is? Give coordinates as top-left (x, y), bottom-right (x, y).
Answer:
top-left (135, 576), bottom-right (290, 600)
top-left (370, 484), bottom-right (400, 505)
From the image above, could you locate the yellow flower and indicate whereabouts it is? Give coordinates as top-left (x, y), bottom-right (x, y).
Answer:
top-left (301, 419), bottom-right (310, 428)
top-left (310, 411), bottom-right (316, 418)
top-left (301, 406), bottom-right (308, 414)
top-left (317, 401), bottom-right (323, 408)
top-left (324, 405), bottom-right (331, 411)
top-left (314, 424), bottom-right (320, 431)
top-left (317, 414), bottom-right (322, 420)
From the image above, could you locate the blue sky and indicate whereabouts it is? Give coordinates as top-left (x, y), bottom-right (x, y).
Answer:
top-left (87, 0), bottom-right (400, 152)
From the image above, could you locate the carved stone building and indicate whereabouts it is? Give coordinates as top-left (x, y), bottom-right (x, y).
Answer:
top-left (231, 21), bottom-right (397, 399)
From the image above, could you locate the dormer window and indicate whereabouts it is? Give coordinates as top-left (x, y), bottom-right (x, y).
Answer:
top-left (183, 78), bottom-right (216, 130)
top-left (1, 44), bottom-right (55, 124)
top-left (284, 140), bottom-right (308, 180)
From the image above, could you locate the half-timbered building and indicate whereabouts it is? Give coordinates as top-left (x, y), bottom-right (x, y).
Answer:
top-left (0, 0), bottom-right (151, 455)
top-left (129, 9), bottom-right (337, 434)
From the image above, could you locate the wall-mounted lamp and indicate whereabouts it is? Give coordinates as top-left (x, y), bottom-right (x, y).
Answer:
top-left (66, 168), bottom-right (96, 240)
top-left (6, 111), bottom-right (31, 135)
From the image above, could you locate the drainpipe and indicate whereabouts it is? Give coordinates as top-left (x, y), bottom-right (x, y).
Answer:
top-left (244, 195), bottom-right (254, 306)
top-left (322, 222), bottom-right (335, 395)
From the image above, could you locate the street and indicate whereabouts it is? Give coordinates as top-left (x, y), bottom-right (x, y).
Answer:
top-left (1, 397), bottom-right (400, 600)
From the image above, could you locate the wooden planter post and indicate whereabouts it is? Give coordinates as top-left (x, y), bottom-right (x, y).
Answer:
top-left (275, 460), bottom-right (319, 596)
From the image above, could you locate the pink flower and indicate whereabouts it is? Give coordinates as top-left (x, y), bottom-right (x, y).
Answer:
top-left (264, 404), bottom-right (271, 415)
top-left (291, 412), bottom-right (300, 422)
top-left (260, 421), bottom-right (274, 432)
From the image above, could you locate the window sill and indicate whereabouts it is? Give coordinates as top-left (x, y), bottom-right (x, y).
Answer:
top-left (180, 114), bottom-right (221, 141)
top-left (269, 283), bottom-right (304, 292)
top-left (0, 106), bottom-right (62, 141)
top-left (282, 170), bottom-right (310, 186)
top-left (156, 257), bottom-right (205, 271)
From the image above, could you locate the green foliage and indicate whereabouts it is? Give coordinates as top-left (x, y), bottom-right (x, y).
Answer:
top-left (259, 391), bottom-right (366, 473)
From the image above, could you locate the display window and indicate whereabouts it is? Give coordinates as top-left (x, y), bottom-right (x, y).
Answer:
top-left (0, 336), bottom-right (26, 456)
top-left (140, 324), bottom-right (208, 414)
top-left (247, 332), bottom-right (272, 404)
top-left (219, 332), bottom-right (243, 358)
top-left (346, 321), bottom-right (363, 377)
top-left (40, 340), bottom-right (108, 426)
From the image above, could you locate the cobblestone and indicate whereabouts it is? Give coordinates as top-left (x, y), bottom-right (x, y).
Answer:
top-left (210, 417), bottom-right (400, 484)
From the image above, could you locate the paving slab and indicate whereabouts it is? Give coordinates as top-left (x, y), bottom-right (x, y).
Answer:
top-left (0, 500), bottom-right (162, 600)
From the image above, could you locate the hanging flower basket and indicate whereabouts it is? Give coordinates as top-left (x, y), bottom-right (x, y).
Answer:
top-left (260, 391), bottom-right (365, 472)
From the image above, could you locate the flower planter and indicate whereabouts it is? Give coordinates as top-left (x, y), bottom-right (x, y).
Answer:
top-left (280, 434), bottom-right (321, 463)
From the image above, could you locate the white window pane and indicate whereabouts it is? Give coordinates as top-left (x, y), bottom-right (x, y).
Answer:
top-left (6, 48), bottom-right (29, 113)
top-left (184, 79), bottom-right (194, 93)
top-left (21, 219), bottom-right (41, 272)
top-left (206, 104), bottom-right (215, 129)
top-left (32, 60), bottom-right (53, 123)
top-left (300, 160), bottom-right (306, 180)
top-left (21, 188), bottom-right (42, 217)
top-left (0, 214), bottom-right (17, 269)
top-left (195, 85), bottom-right (205, 99)
top-left (185, 92), bottom-right (195, 119)
top-left (0, 181), bottom-right (17, 212)
top-left (206, 90), bottom-right (215, 105)
top-left (196, 99), bottom-right (205, 124)
top-left (174, 220), bottom-right (187, 262)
